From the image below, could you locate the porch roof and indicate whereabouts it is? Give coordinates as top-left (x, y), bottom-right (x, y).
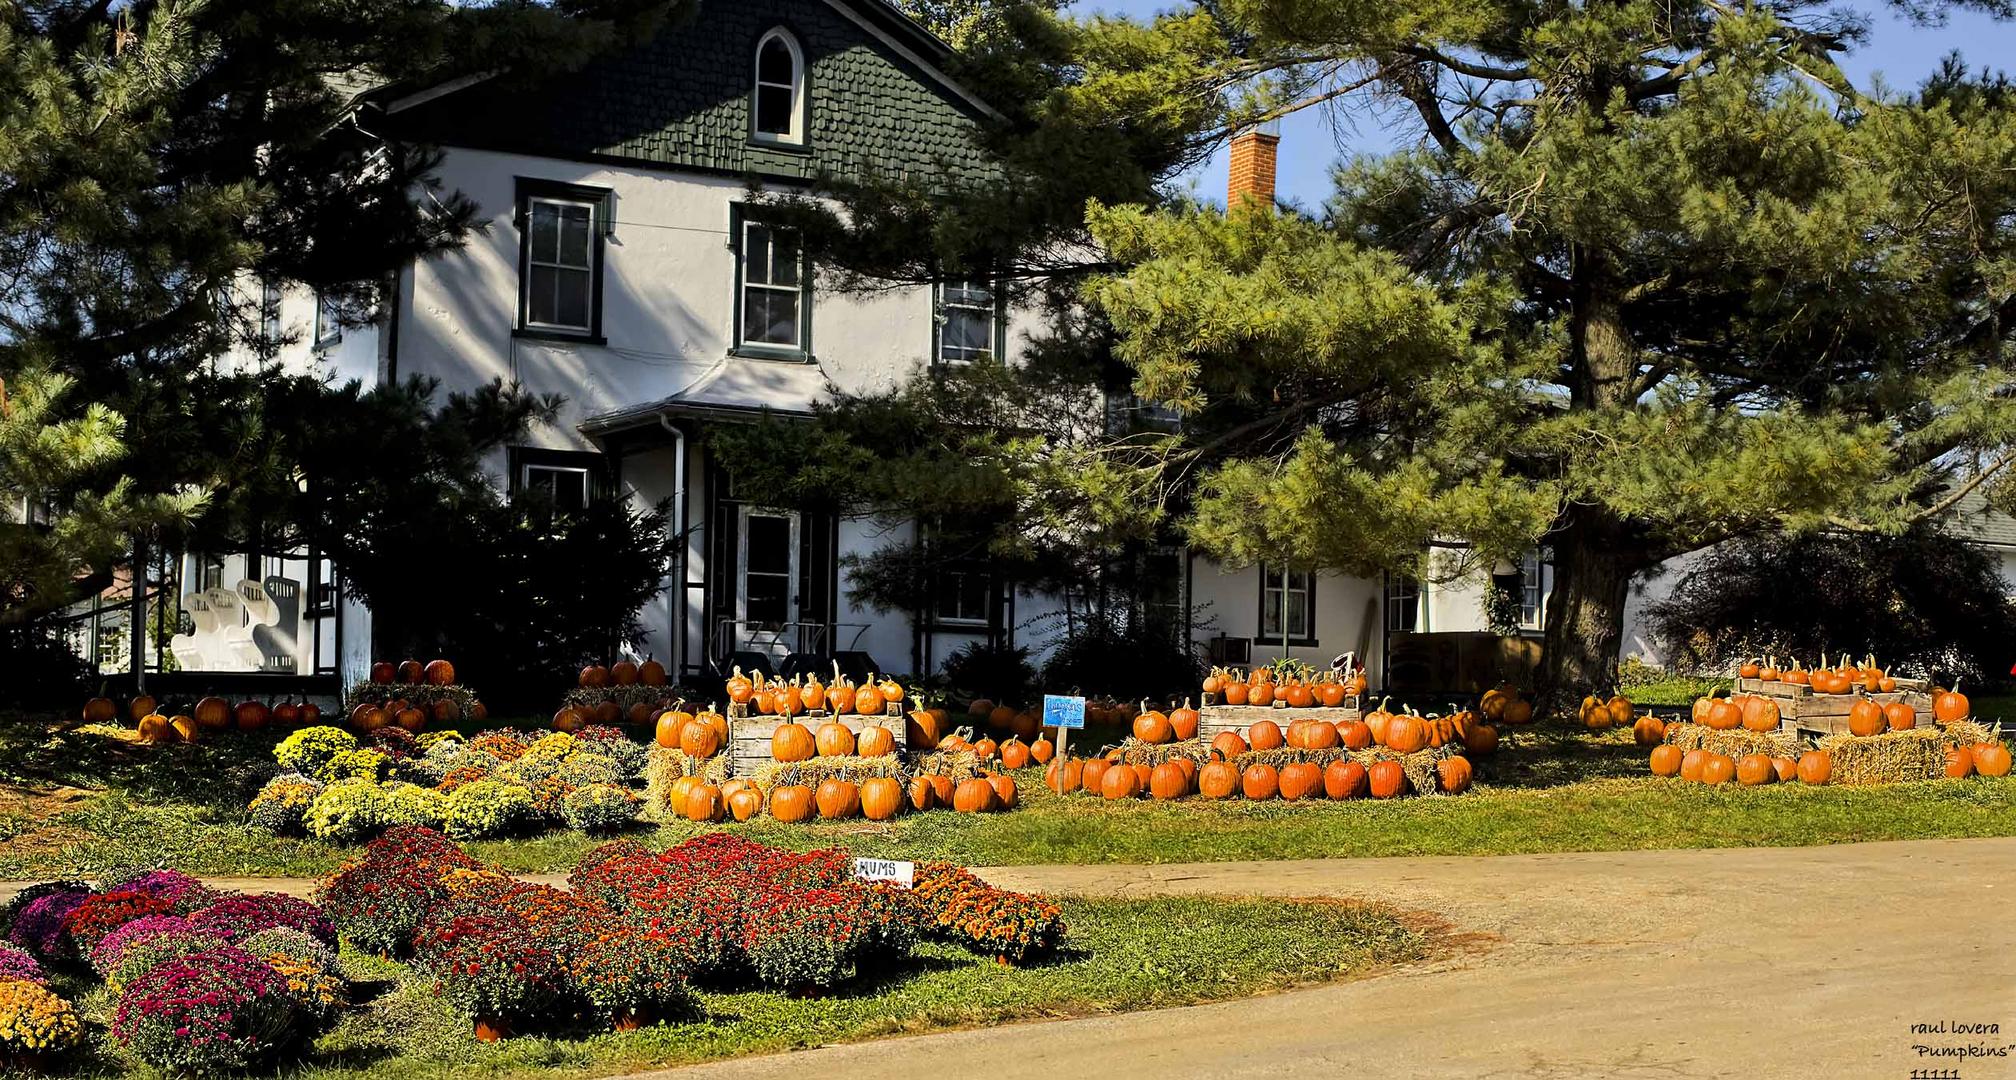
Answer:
top-left (577, 359), bottom-right (833, 435)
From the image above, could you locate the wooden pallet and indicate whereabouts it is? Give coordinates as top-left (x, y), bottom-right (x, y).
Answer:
top-left (1197, 704), bottom-right (1362, 738)
top-left (726, 708), bottom-right (906, 777)
top-left (1735, 676), bottom-right (1930, 699)
top-left (1200, 693), bottom-right (1362, 711)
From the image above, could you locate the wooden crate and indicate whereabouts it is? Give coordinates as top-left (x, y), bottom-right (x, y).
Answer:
top-left (1733, 676), bottom-right (1929, 699)
top-left (1200, 693), bottom-right (1362, 711)
top-left (1197, 704), bottom-right (1362, 738)
top-left (1780, 692), bottom-right (1934, 737)
top-left (726, 707), bottom-right (906, 777)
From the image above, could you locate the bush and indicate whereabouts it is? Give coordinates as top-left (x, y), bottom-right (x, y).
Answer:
top-left (940, 639), bottom-right (1039, 704)
top-left (743, 888), bottom-right (878, 992)
top-left (905, 862), bottom-right (1066, 963)
top-left (0, 978), bottom-right (83, 1058)
top-left (362, 724), bottom-right (419, 759)
top-left (411, 914), bottom-right (568, 1023)
top-left (324, 747), bottom-right (391, 784)
top-left (102, 926), bottom-right (227, 994)
top-left (0, 881), bottom-right (88, 942)
top-left (1040, 610), bottom-right (1202, 700)
top-left (561, 783), bottom-right (640, 833)
top-left (101, 869), bottom-right (215, 914)
top-left (6, 889), bottom-right (89, 960)
top-left (185, 894), bottom-right (336, 946)
top-left (465, 729), bottom-right (532, 762)
top-left (248, 774), bottom-right (324, 834)
top-left (239, 927), bottom-right (338, 976)
top-left (444, 779), bottom-right (535, 839)
top-left (113, 946), bottom-right (299, 1072)
top-left (60, 889), bottom-right (174, 953)
top-left (382, 781), bottom-right (450, 829)
top-left (575, 726), bottom-right (650, 779)
top-left (317, 827), bottom-right (480, 955)
top-left (571, 929), bottom-right (696, 1022)
top-left (304, 780), bottom-right (395, 842)
top-left (1645, 525), bottom-right (2016, 683)
top-left (0, 941), bottom-right (45, 985)
top-left (274, 726), bottom-right (359, 780)
top-left (88, 914), bottom-right (193, 977)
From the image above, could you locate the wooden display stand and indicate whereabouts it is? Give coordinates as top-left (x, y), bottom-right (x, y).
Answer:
top-left (1196, 703), bottom-right (1362, 738)
top-left (725, 706), bottom-right (906, 776)
top-left (1732, 677), bottom-right (1934, 737)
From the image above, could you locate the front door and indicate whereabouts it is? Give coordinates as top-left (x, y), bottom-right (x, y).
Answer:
top-left (736, 506), bottom-right (799, 656)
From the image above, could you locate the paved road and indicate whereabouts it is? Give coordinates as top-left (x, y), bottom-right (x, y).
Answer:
top-left (630, 838), bottom-right (2016, 1080)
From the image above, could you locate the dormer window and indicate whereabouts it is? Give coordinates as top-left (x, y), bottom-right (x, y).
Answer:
top-left (752, 29), bottom-right (805, 144)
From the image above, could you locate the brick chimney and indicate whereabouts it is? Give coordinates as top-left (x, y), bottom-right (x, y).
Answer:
top-left (1228, 121), bottom-right (1280, 212)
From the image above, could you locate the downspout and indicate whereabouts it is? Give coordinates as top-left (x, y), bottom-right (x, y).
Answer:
top-left (660, 413), bottom-right (687, 681)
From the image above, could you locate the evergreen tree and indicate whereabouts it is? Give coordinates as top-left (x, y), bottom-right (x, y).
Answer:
top-left (0, 1), bottom-right (687, 634)
top-left (1068, 0), bottom-right (2016, 704)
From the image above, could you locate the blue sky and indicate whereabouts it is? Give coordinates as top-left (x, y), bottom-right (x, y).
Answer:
top-left (1080, 1), bottom-right (2016, 209)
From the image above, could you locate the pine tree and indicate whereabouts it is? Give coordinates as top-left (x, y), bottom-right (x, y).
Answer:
top-left (1067, 0), bottom-right (2016, 702)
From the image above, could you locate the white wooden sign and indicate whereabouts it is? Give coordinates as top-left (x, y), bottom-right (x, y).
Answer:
top-left (851, 858), bottom-right (915, 888)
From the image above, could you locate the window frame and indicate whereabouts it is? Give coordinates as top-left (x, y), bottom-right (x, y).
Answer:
top-left (1518, 549), bottom-right (1549, 632)
top-left (933, 275), bottom-right (1006, 366)
top-left (1257, 564), bottom-right (1317, 646)
top-left (312, 290), bottom-right (341, 350)
top-left (258, 280), bottom-right (282, 345)
top-left (507, 446), bottom-right (609, 513)
top-left (728, 205), bottom-right (814, 361)
top-left (512, 178), bottom-right (611, 345)
top-left (750, 28), bottom-right (809, 148)
top-left (1385, 573), bottom-right (1421, 634)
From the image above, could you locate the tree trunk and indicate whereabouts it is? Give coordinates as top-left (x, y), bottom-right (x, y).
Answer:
top-left (1536, 507), bottom-right (1641, 713)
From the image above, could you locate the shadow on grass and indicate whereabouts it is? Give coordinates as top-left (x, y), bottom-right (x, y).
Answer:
top-left (1482, 726), bottom-right (1647, 789)
top-left (0, 714), bottom-right (278, 813)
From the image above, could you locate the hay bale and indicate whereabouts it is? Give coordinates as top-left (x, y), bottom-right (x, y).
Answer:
top-left (1817, 721), bottom-right (1987, 786)
top-left (1661, 721), bottom-right (1796, 760)
top-left (1115, 737), bottom-right (1212, 766)
top-left (911, 748), bottom-right (985, 783)
top-left (642, 745), bottom-right (728, 816)
top-left (739, 754), bottom-right (906, 791)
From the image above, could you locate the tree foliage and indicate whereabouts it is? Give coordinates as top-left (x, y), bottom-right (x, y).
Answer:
top-left (1644, 527), bottom-right (2016, 684)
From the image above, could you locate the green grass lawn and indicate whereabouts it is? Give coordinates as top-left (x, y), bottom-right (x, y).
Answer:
top-left (49, 895), bottom-right (1424, 1079)
top-left (4, 715), bottom-right (2013, 879)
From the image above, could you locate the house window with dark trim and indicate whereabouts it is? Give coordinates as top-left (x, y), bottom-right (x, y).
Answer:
top-left (1518, 549), bottom-right (1548, 631)
top-left (509, 447), bottom-right (604, 515)
top-left (312, 290), bottom-right (340, 349)
top-left (752, 29), bottom-right (806, 144)
top-left (1260, 565), bottom-right (1314, 641)
top-left (935, 563), bottom-right (991, 626)
top-left (1386, 574), bottom-right (1421, 633)
top-left (514, 179), bottom-right (609, 341)
top-left (735, 216), bottom-right (809, 354)
top-left (259, 280), bottom-right (282, 344)
top-left (935, 277), bottom-right (1000, 365)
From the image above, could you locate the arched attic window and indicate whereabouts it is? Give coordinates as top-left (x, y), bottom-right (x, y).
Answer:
top-left (752, 28), bottom-right (806, 145)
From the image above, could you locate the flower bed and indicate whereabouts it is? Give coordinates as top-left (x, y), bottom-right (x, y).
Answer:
top-left (252, 725), bottom-right (652, 843)
top-left (0, 873), bottom-right (349, 1073)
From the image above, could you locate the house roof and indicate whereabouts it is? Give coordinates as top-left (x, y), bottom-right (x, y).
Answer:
top-left (578, 359), bottom-right (834, 435)
top-left (1945, 487), bottom-right (2016, 549)
top-left (379, 0), bottom-right (1001, 189)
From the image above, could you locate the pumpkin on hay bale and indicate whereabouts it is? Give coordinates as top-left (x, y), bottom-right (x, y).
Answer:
top-left (1235, 743), bottom-right (1464, 797)
top-left (1660, 720), bottom-right (1797, 761)
top-left (910, 747), bottom-right (987, 784)
top-left (739, 753), bottom-right (906, 792)
top-left (644, 744), bottom-right (731, 816)
top-left (1113, 736), bottom-right (1212, 767)
top-left (1816, 720), bottom-right (1992, 786)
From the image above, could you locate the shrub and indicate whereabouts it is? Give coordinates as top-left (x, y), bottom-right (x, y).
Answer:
top-left (411, 914), bottom-right (568, 1023)
top-left (1039, 608), bottom-right (1202, 701)
top-left (102, 926), bottom-right (227, 993)
top-left (99, 869), bottom-right (213, 912)
top-left (113, 946), bottom-right (299, 1072)
top-left (262, 948), bottom-right (347, 1030)
top-left (907, 862), bottom-right (1066, 963)
top-left (382, 781), bottom-right (450, 829)
top-left (0, 942), bottom-right (45, 985)
top-left (88, 914), bottom-right (192, 977)
top-left (443, 780), bottom-right (534, 840)
top-left (940, 638), bottom-right (1039, 704)
top-left (274, 726), bottom-right (358, 780)
top-left (362, 725), bottom-right (418, 759)
top-left (60, 889), bottom-right (174, 953)
top-left (324, 747), bottom-right (392, 784)
top-left (522, 732), bottom-right (577, 761)
top-left (575, 726), bottom-right (649, 778)
top-left (0, 881), bottom-right (88, 941)
top-left (186, 894), bottom-right (336, 946)
top-left (561, 783), bottom-right (640, 833)
top-left (571, 929), bottom-right (697, 1022)
top-left (416, 730), bottom-right (464, 753)
top-left (305, 779), bottom-right (395, 842)
top-left (494, 755), bottom-right (575, 817)
top-left (743, 888), bottom-right (877, 992)
top-left (0, 978), bottom-right (83, 1057)
top-left (432, 760), bottom-right (495, 793)
top-left (239, 927), bottom-right (338, 975)
top-left (465, 730), bottom-right (531, 762)
top-left (317, 827), bottom-right (479, 955)
top-left (249, 774), bottom-right (324, 834)
top-left (6, 889), bottom-right (88, 960)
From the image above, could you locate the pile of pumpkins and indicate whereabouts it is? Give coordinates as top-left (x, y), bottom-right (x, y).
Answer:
top-left (553, 657), bottom-right (673, 730)
top-left (725, 665), bottom-right (906, 718)
top-left (1737, 654), bottom-right (1897, 694)
top-left (1685, 684), bottom-right (1970, 739)
top-left (354, 657), bottom-right (483, 732)
top-left (1650, 744), bottom-right (1834, 786)
top-left (1577, 692), bottom-right (1641, 733)
top-left (665, 767), bottom-right (1024, 825)
top-left (1478, 683), bottom-right (1537, 726)
top-left (84, 693), bottom-right (320, 745)
top-left (1200, 665), bottom-right (1367, 707)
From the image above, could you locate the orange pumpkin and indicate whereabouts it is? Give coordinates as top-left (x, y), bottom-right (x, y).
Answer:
top-left (1246, 720), bottom-right (1284, 751)
top-left (1796, 750), bottom-right (1832, 785)
top-left (1847, 697), bottom-right (1885, 738)
top-left (816, 779), bottom-right (862, 819)
top-left (998, 737), bottom-right (1031, 770)
top-left (1211, 731), bottom-right (1249, 759)
top-left (1679, 749), bottom-right (1707, 782)
top-left (925, 773), bottom-right (954, 805)
top-left (639, 658), bottom-right (668, 686)
top-left (424, 659), bottom-right (456, 686)
top-left (1338, 720), bottom-right (1373, 750)
top-left (1501, 699), bottom-right (1534, 726)
top-left (1240, 764), bottom-right (1279, 800)
top-left (727, 784), bottom-right (764, 822)
top-left (1132, 708), bottom-right (1175, 744)
top-left (1278, 762), bottom-right (1323, 801)
top-left (769, 784), bottom-right (814, 823)
top-left (1323, 759), bottom-right (1368, 799)
top-left (1770, 756), bottom-right (1798, 783)
top-left (1198, 756), bottom-right (1241, 799)
top-left (1080, 757), bottom-right (1113, 794)
top-left (1944, 745), bottom-right (1975, 778)
top-left (815, 721), bottom-right (857, 758)
top-left (679, 717), bottom-right (722, 758)
top-left (1436, 755), bottom-right (1474, 795)
top-left (1883, 701), bottom-right (1917, 731)
top-left (83, 697), bottom-right (117, 725)
top-left (860, 777), bottom-right (904, 821)
top-left (1735, 754), bottom-right (1775, 786)
top-left (1099, 764), bottom-right (1141, 800)
top-left (553, 705), bottom-right (588, 732)
top-left (1933, 686), bottom-right (1969, 723)
top-left (857, 724), bottom-right (896, 758)
top-left (1649, 744), bottom-right (1683, 777)
top-left (1632, 715), bottom-right (1666, 746)
top-left (1972, 741), bottom-right (2011, 777)
top-left (136, 713), bottom-right (173, 744)
top-left (1700, 753), bottom-right (1736, 785)
top-left (684, 783), bottom-right (724, 822)
top-left (771, 721), bottom-right (815, 762)
top-left (1030, 734), bottom-right (1055, 764)
top-left (1704, 699), bottom-right (1742, 731)
top-left (1368, 760), bottom-right (1408, 799)
top-left (854, 683), bottom-right (887, 716)
top-left (1383, 715), bottom-right (1428, 754)
top-left (1045, 756), bottom-right (1083, 794)
top-left (724, 668), bottom-right (754, 704)
top-left (1220, 681), bottom-right (1249, 706)
top-left (907, 776), bottom-right (938, 811)
top-left (988, 773), bottom-right (1019, 810)
top-left (169, 714), bottom-right (199, 742)
top-left (1740, 695), bottom-right (1780, 733)
top-left (579, 664), bottom-right (609, 688)
top-left (194, 696), bottom-right (230, 730)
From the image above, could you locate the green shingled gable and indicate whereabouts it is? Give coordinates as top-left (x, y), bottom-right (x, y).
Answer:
top-left (393, 0), bottom-right (997, 188)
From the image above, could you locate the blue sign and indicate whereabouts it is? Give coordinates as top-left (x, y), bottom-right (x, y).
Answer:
top-left (1041, 694), bottom-right (1087, 729)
